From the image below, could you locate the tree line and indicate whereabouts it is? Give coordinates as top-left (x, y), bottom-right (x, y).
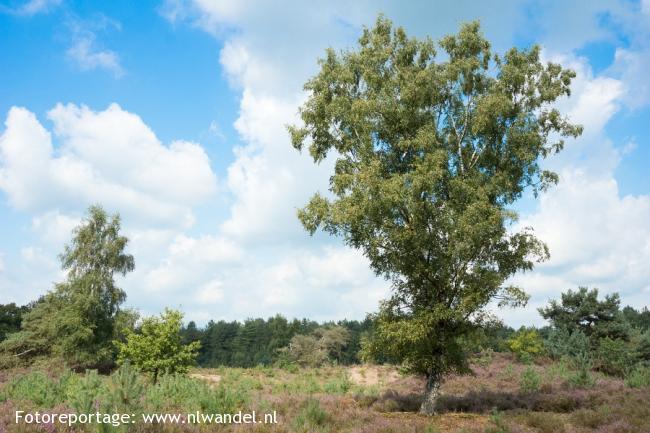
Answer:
top-left (182, 316), bottom-right (374, 368)
top-left (4, 283), bottom-right (649, 371)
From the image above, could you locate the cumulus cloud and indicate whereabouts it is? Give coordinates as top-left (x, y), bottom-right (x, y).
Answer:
top-left (31, 211), bottom-right (80, 247)
top-left (152, 0), bottom-right (650, 325)
top-left (4, 0), bottom-right (649, 326)
top-left (0, 104), bottom-right (217, 228)
top-left (501, 52), bottom-right (650, 325)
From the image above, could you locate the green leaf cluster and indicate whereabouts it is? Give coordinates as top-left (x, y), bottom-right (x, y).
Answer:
top-left (115, 309), bottom-right (200, 382)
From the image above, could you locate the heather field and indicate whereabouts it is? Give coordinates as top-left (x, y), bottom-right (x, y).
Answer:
top-left (2, 352), bottom-right (649, 433)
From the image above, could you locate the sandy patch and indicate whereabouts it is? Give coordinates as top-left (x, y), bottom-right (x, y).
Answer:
top-left (189, 373), bottom-right (222, 384)
top-left (348, 365), bottom-right (401, 387)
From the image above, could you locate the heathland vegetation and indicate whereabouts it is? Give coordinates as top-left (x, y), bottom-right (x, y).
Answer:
top-left (1, 16), bottom-right (649, 433)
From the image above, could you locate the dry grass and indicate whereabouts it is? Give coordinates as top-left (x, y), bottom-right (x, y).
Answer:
top-left (1, 352), bottom-right (649, 433)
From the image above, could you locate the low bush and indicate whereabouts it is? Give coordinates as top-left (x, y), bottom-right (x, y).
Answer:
top-left (625, 365), bottom-right (650, 388)
top-left (523, 411), bottom-right (566, 433)
top-left (323, 372), bottom-right (352, 395)
top-left (0, 370), bottom-right (72, 407)
top-left (507, 329), bottom-right (543, 363)
top-left (571, 408), bottom-right (611, 429)
top-left (596, 337), bottom-right (636, 377)
top-left (66, 370), bottom-right (104, 413)
top-left (520, 367), bottom-right (540, 393)
top-left (292, 398), bottom-right (329, 432)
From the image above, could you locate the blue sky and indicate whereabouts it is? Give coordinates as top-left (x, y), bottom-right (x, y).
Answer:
top-left (1, 0), bottom-right (649, 327)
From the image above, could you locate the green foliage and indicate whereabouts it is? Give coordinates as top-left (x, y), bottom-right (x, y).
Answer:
top-left (290, 15), bottom-right (580, 412)
top-left (145, 374), bottom-right (246, 413)
top-left (0, 303), bottom-right (30, 342)
top-left (292, 398), bottom-right (329, 432)
top-left (0, 369), bottom-right (74, 407)
top-left (519, 366), bottom-right (541, 393)
top-left (106, 361), bottom-right (143, 412)
top-left (116, 309), bottom-right (200, 382)
top-left (541, 290), bottom-right (650, 382)
top-left (507, 328), bottom-right (543, 362)
top-left (543, 327), bottom-right (573, 360)
top-left (625, 365), bottom-right (650, 388)
top-left (596, 337), bottom-right (636, 377)
top-left (622, 305), bottom-right (650, 331)
top-left (564, 332), bottom-right (595, 388)
top-left (633, 330), bottom-right (650, 366)
top-left (0, 206), bottom-right (135, 369)
top-left (193, 315), bottom-right (372, 368)
top-left (323, 372), bottom-right (352, 394)
top-left (485, 409), bottom-right (510, 433)
top-left (539, 287), bottom-right (630, 341)
top-left (67, 370), bottom-right (104, 413)
top-left (279, 326), bottom-right (350, 367)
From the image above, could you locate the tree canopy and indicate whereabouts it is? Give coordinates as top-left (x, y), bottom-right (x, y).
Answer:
top-left (539, 287), bottom-right (630, 341)
top-left (0, 205), bottom-right (134, 369)
top-left (290, 16), bottom-right (581, 414)
top-left (116, 309), bottom-right (200, 382)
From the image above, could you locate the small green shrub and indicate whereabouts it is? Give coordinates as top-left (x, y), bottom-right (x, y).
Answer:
top-left (562, 331), bottom-right (595, 388)
top-left (475, 349), bottom-right (494, 367)
top-left (520, 366), bottom-right (541, 393)
top-left (146, 374), bottom-right (248, 414)
top-left (502, 363), bottom-right (514, 379)
top-left (596, 337), bottom-right (636, 377)
top-left (2, 370), bottom-right (67, 407)
top-left (524, 411), bottom-right (566, 433)
top-left (106, 361), bottom-right (144, 412)
top-left (568, 368), bottom-right (595, 388)
top-left (625, 365), bottom-right (650, 388)
top-left (634, 330), bottom-right (650, 366)
top-left (484, 409), bottom-right (509, 433)
top-left (571, 408), bottom-right (611, 429)
top-left (323, 372), bottom-right (351, 394)
top-left (67, 370), bottom-right (104, 413)
top-left (292, 398), bottom-right (329, 431)
top-left (507, 328), bottom-right (543, 362)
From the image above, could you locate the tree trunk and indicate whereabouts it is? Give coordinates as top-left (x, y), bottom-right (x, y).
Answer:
top-left (419, 370), bottom-right (442, 415)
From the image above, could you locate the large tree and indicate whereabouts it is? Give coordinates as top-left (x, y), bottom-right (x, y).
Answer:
top-left (289, 17), bottom-right (581, 414)
top-left (1, 205), bottom-right (134, 369)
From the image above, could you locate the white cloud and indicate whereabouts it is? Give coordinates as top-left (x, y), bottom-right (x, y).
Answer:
top-left (4, 0), bottom-right (650, 327)
top-left (66, 15), bottom-right (124, 77)
top-left (501, 53), bottom-right (650, 326)
top-left (197, 279), bottom-right (224, 304)
top-left (611, 48), bottom-right (650, 110)
top-left (31, 211), bottom-right (80, 246)
top-left (154, 0), bottom-right (650, 326)
top-left (0, 104), bottom-right (218, 228)
top-left (67, 37), bottom-right (124, 77)
top-left (509, 169), bottom-right (650, 325)
top-left (142, 234), bottom-right (244, 294)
